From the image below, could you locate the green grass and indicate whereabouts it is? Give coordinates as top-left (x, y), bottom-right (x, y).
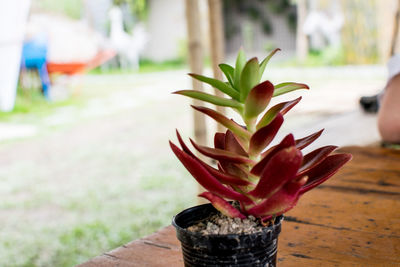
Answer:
top-left (0, 150), bottom-right (196, 267)
top-left (0, 71), bottom-right (196, 266)
top-left (0, 88), bottom-right (82, 122)
top-left (33, 0), bottom-right (82, 19)
top-left (139, 58), bottom-right (187, 72)
top-left (276, 47), bottom-right (347, 67)
top-left (89, 58), bottom-right (187, 75)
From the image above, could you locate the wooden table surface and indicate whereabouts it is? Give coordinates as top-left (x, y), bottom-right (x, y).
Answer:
top-left (78, 146), bottom-right (400, 266)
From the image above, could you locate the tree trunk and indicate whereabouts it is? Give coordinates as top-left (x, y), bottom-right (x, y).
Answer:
top-left (296, 0), bottom-right (308, 62)
top-left (208, 0), bottom-right (226, 132)
top-left (185, 0), bottom-right (207, 202)
top-left (390, 0), bottom-right (400, 56)
top-left (185, 0), bottom-right (207, 145)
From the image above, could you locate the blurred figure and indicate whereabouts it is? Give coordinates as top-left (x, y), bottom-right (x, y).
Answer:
top-left (108, 6), bottom-right (147, 69)
top-left (377, 55), bottom-right (400, 144)
top-left (20, 34), bottom-right (50, 98)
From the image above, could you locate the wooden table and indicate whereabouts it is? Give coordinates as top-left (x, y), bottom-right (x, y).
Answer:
top-left (78, 146), bottom-right (400, 266)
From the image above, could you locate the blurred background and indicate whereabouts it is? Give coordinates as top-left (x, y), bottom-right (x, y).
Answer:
top-left (0, 0), bottom-right (397, 265)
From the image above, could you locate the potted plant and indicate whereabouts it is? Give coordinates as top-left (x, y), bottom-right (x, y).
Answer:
top-left (170, 49), bottom-right (352, 267)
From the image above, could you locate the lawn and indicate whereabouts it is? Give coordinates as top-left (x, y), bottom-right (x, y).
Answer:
top-left (0, 70), bottom-right (197, 266)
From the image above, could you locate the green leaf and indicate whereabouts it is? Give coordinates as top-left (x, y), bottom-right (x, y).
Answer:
top-left (219, 63), bottom-right (235, 88)
top-left (273, 82), bottom-right (309, 97)
top-left (259, 48), bottom-right (280, 80)
top-left (189, 73), bottom-right (240, 100)
top-left (239, 58), bottom-right (260, 102)
top-left (234, 49), bottom-right (246, 89)
top-left (173, 90), bottom-right (242, 109)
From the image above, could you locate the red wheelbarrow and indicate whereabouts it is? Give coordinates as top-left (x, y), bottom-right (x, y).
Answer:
top-left (47, 49), bottom-right (115, 75)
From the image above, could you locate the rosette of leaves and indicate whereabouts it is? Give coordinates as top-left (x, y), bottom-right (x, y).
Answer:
top-left (170, 49), bottom-right (352, 221)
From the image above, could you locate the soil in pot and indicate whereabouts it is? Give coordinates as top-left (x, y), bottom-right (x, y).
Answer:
top-left (187, 212), bottom-right (265, 235)
top-left (173, 203), bottom-right (283, 267)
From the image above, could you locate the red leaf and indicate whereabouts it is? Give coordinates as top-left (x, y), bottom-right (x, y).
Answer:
top-left (251, 134), bottom-right (295, 176)
top-left (214, 132), bottom-right (225, 149)
top-left (249, 146), bottom-right (303, 199)
top-left (243, 80), bottom-right (274, 118)
top-left (176, 131), bottom-right (251, 186)
top-left (176, 129), bottom-right (195, 157)
top-left (296, 129), bottom-right (324, 150)
top-left (256, 97), bottom-right (301, 130)
top-left (249, 113), bottom-right (284, 156)
top-left (299, 153), bottom-right (352, 194)
top-left (199, 192), bottom-right (246, 219)
top-left (297, 145), bottom-right (338, 176)
top-left (219, 161), bottom-right (249, 179)
top-left (190, 139), bottom-right (255, 165)
top-left (192, 105), bottom-right (251, 139)
top-left (176, 131), bottom-right (252, 186)
top-left (246, 176), bottom-right (307, 217)
top-left (279, 97), bottom-right (302, 115)
top-left (225, 130), bottom-right (248, 157)
top-left (208, 167), bottom-right (253, 186)
top-left (170, 141), bottom-right (253, 203)
top-left (203, 162), bottom-right (252, 186)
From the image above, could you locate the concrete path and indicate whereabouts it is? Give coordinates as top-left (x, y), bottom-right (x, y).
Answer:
top-left (0, 65), bottom-right (386, 145)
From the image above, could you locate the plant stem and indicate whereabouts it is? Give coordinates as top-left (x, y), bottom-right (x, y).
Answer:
top-left (244, 117), bottom-right (257, 134)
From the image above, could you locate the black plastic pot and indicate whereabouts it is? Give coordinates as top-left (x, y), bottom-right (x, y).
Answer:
top-left (172, 203), bottom-right (283, 267)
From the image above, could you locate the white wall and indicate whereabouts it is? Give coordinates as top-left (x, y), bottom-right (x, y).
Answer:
top-left (142, 0), bottom-right (187, 62)
top-left (0, 0), bottom-right (31, 111)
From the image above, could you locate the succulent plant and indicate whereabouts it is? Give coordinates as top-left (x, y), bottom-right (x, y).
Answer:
top-left (170, 49), bottom-right (352, 222)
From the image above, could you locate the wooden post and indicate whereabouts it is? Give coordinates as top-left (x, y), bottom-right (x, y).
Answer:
top-left (185, 0), bottom-right (207, 202)
top-left (208, 0), bottom-right (226, 132)
top-left (390, 0), bottom-right (400, 56)
top-left (185, 0), bottom-right (207, 146)
top-left (377, 0), bottom-right (398, 62)
top-left (296, 0), bottom-right (308, 62)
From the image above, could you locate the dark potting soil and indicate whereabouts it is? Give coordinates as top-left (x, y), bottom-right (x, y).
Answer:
top-left (187, 213), bottom-right (265, 235)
